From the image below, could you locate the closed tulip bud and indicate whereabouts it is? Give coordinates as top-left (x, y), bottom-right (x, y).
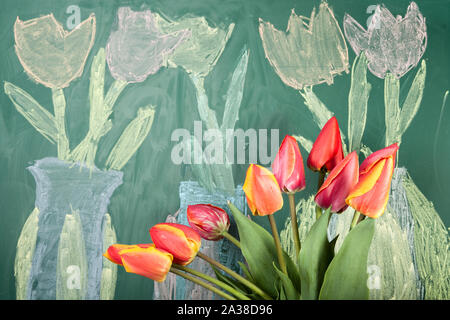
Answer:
top-left (345, 143), bottom-right (399, 218)
top-left (150, 223), bottom-right (201, 266)
top-left (103, 243), bottom-right (153, 265)
top-left (119, 245), bottom-right (173, 282)
top-left (315, 151), bottom-right (359, 213)
top-left (243, 164), bottom-right (284, 216)
top-left (307, 117), bottom-right (344, 172)
top-left (187, 204), bottom-right (230, 241)
top-left (272, 135), bottom-right (306, 193)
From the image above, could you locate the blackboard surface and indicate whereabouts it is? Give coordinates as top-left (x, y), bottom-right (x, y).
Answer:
top-left (0, 0), bottom-right (448, 300)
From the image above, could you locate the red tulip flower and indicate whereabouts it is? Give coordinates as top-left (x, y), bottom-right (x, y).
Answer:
top-left (243, 164), bottom-right (284, 216)
top-left (150, 223), bottom-right (202, 266)
top-left (307, 116), bottom-right (344, 172)
top-left (346, 143), bottom-right (399, 218)
top-left (315, 151), bottom-right (359, 213)
top-left (272, 135), bottom-right (306, 193)
top-left (187, 204), bottom-right (230, 241)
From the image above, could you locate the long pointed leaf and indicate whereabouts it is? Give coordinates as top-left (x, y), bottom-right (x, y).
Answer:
top-left (221, 48), bottom-right (249, 131)
top-left (348, 52), bottom-right (371, 153)
top-left (106, 106), bottom-right (156, 170)
top-left (228, 201), bottom-right (292, 298)
top-left (319, 218), bottom-right (375, 300)
top-left (399, 60), bottom-right (426, 136)
top-left (298, 208), bottom-right (333, 300)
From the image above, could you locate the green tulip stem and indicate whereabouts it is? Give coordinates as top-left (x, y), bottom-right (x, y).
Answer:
top-left (222, 231), bottom-right (241, 249)
top-left (268, 214), bottom-right (287, 274)
top-left (288, 193), bottom-right (301, 258)
top-left (315, 169), bottom-right (326, 219)
top-left (172, 264), bottom-right (250, 300)
top-left (197, 252), bottom-right (272, 300)
top-left (170, 267), bottom-right (236, 301)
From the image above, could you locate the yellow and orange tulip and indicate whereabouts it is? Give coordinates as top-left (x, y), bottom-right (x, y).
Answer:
top-left (345, 143), bottom-right (399, 218)
top-left (103, 243), bottom-right (172, 282)
top-left (119, 245), bottom-right (173, 282)
top-left (150, 223), bottom-right (201, 266)
top-left (243, 164), bottom-right (283, 216)
top-left (103, 243), bottom-right (152, 265)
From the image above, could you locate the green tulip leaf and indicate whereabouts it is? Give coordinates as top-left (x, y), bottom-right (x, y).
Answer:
top-left (228, 201), bottom-right (299, 298)
top-left (273, 262), bottom-right (300, 300)
top-left (298, 208), bottom-right (334, 300)
top-left (319, 217), bottom-right (375, 300)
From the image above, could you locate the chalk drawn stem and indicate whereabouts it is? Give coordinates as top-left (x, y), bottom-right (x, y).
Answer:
top-left (52, 88), bottom-right (70, 160)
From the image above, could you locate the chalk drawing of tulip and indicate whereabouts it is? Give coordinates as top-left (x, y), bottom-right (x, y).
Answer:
top-left (14, 13), bottom-right (96, 89)
top-left (8, 13), bottom-right (96, 160)
top-left (259, 2), bottom-right (349, 90)
top-left (152, 13), bottom-right (242, 195)
top-left (259, 2), bottom-right (355, 156)
top-left (106, 7), bottom-right (190, 83)
top-left (153, 14), bottom-right (234, 77)
top-left (344, 2), bottom-right (427, 146)
top-left (343, 2), bottom-right (427, 79)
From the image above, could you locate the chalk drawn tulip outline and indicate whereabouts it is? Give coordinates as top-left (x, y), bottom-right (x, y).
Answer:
top-left (343, 2), bottom-right (427, 79)
top-left (106, 7), bottom-right (191, 83)
top-left (14, 13), bottom-right (96, 89)
top-left (259, 2), bottom-right (349, 90)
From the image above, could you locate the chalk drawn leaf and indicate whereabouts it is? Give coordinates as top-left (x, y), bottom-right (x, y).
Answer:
top-left (106, 106), bottom-right (156, 171)
top-left (154, 14), bottom-right (234, 77)
top-left (14, 13), bottom-right (96, 88)
top-left (343, 2), bottom-right (427, 79)
top-left (106, 7), bottom-right (190, 83)
top-left (4, 82), bottom-right (58, 144)
top-left (259, 2), bottom-right (349, 90)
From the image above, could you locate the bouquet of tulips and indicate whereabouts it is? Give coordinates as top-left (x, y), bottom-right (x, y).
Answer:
top-left (104, 116), bottom-right (398, 300)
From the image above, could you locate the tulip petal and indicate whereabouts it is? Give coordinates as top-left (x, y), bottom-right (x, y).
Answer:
top-left (346, 157), bottom-right (394, 218)
top-left (150, 223), bottom-right (201, 266)
top-left (243, 164), bottom-right (283, 216)
top-left (272, 135), bottom-right (305, 193)
top-left (359, 143), bottom-right (398, 174)
top-left (315, 151), bottom-right (359, 213)
top-left (307, 117), bottom-right (344, 172)
top-left (120, 246), bottom-right (173, 282)
top-left (103, 243), bottom-right (153, 265)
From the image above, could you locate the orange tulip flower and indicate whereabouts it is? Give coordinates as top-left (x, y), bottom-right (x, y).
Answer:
top-left (103, 243), bottom-right (153, 265)
top-left (307, 116), bottom-right (344, 172)
top-left (119, 245), bottom-right (173, 282)
top-left (243, 164), bottom-right (283, 216)
top-left (345, 143), bottom-right (399, 218)
top-left (150, 223), bottom-right (201, 266)
top-left (315, 151), bottom-right (359, 213)
top-left (272, 135), bottom-right (306, 193)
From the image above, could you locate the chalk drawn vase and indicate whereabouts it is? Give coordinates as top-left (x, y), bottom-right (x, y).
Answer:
top-left (17, 157), bottom-right (123, 300)
top-left (153, 180), bottom-right (247, 300)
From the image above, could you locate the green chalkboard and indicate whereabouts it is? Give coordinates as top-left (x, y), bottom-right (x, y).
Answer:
top-left (0, 0), bottom-right (448, 300)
